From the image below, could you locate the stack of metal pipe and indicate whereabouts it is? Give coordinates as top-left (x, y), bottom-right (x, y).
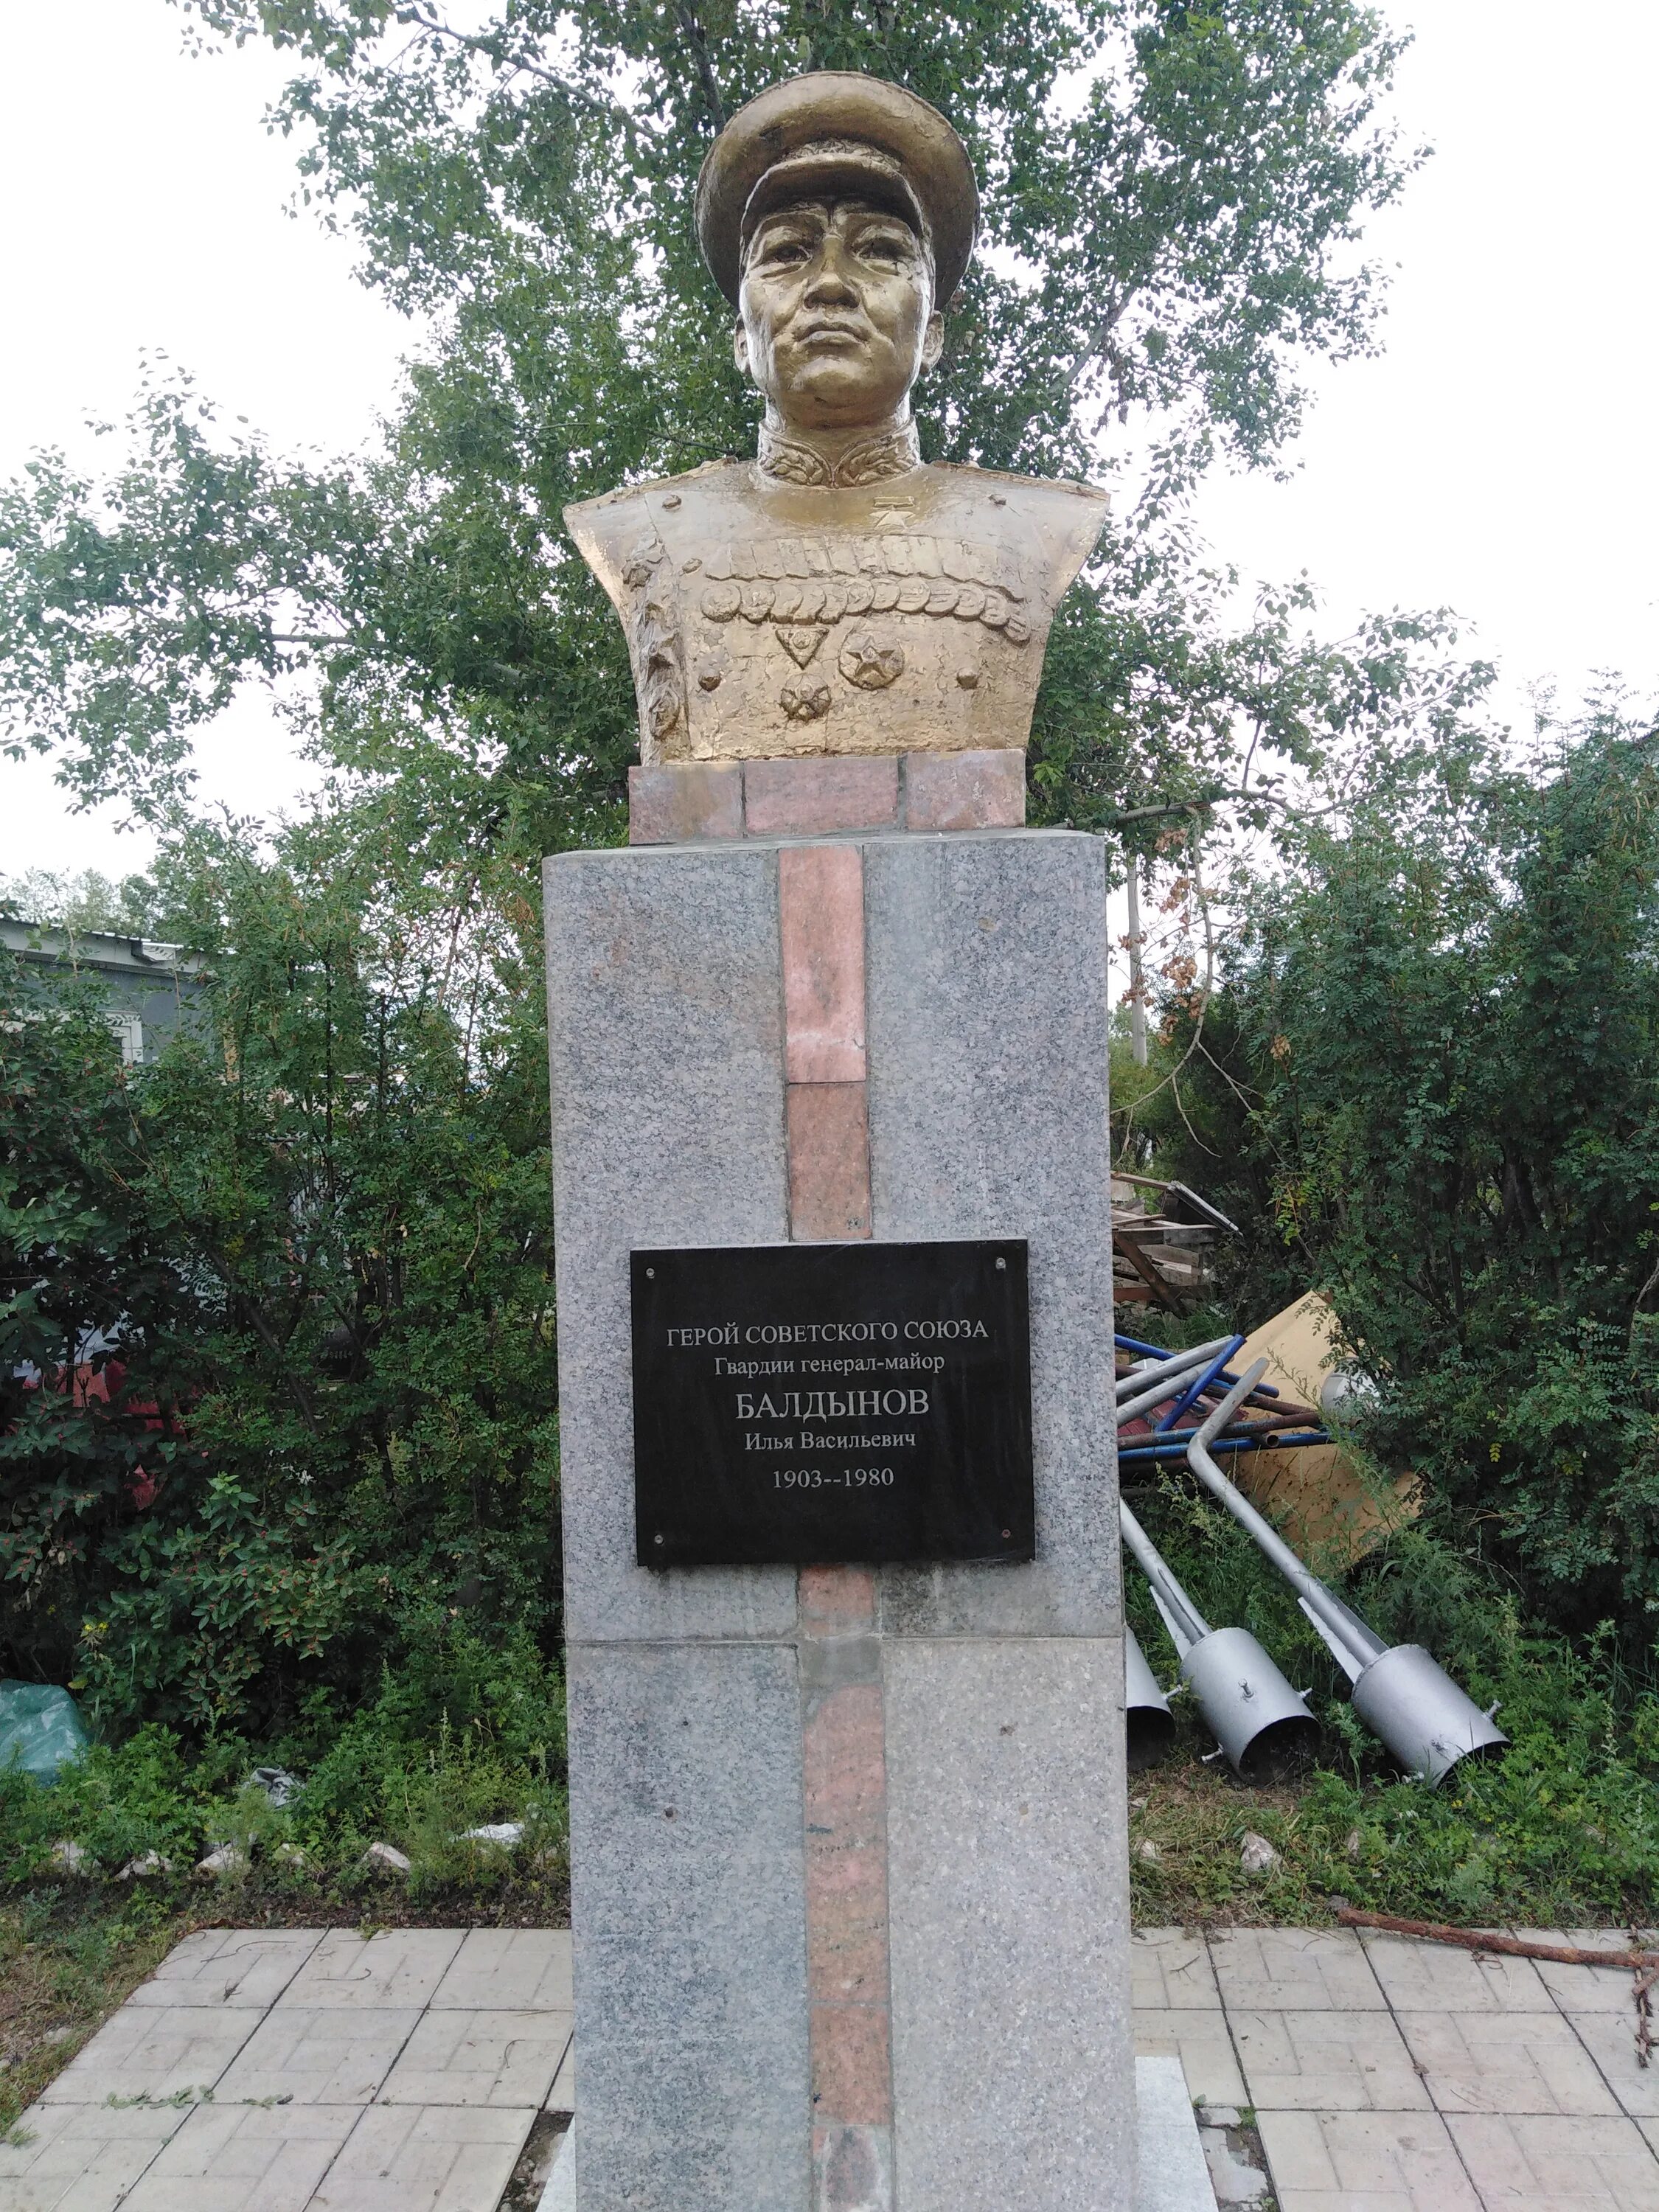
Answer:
top-left (1115, 1337), bottom-right (1507, 1788)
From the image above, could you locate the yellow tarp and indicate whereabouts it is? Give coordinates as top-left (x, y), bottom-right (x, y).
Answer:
top-left (1232, 1292), bottom-right (1419, 1567)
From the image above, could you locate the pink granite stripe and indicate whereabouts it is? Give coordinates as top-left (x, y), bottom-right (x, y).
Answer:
top-left (781, 843), bottom-right (892, 2210)
top-left (627, 759), bottom-right (743, 843)
top-left (902, 745), bottom-right (1026, 830)
top-left (786, 1084), bottom-right (872, 1241)
top-left (803, 1681), bottom-right (891, 2016)
top-left (813, 2121), bottom-right (894, 2212)
top-left (799, 1565), bottom-right (877, 1638)
top-left (780, 844), bottom-right (867, 1083)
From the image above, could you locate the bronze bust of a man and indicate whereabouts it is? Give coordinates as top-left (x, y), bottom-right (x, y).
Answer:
top-left (566, 72), bottom-right (1107, 765)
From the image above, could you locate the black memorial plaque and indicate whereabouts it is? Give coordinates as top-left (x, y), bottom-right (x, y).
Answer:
top-left (630, 1239), bottom-right (1033, 1568)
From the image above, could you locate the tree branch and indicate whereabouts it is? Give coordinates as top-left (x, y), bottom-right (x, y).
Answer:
top-left (672, 1), bottom-right (726, 131)
top-left (396, 3), bottom-right (638, 130)
top-left (1630, 1246), bottom-right (1659, 1368)
top-left (1063, 291), bottom-right (1133, 396)
top-left (1121, 824), bottom-right (1217, 1136)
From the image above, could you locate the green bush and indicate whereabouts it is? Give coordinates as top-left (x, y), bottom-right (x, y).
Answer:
top-left (1138, 704), bottom-right (1659, 1647)
top-left (0, 1623), bottom-right (566, 1891)
top-left (0, 840), bottom-right (562, 1746)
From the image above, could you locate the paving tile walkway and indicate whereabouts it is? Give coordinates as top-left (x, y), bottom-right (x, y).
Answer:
top-left (6, 1920), bottom-right (1655, 2208)
top-left (1135, 1924), bottom-right (1659, 2211)
top-left (0, 1927), bottom-right (572, 2212)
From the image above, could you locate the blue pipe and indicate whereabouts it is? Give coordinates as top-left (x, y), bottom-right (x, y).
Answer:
top-left (1117, 1430), bottom-right (1330, 1464)
top-left (1113, 1331), bottom-right (1281, 1399)
top-left (1155, 1334), bottom-right (1245, 1433)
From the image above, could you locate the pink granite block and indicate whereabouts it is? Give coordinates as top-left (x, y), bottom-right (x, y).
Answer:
top-left (745, 756), bottom-right (900, 836)
top-left (779, 844), bottom-right (866, 1083)
top-left (786, 1082), bottom-right (872, 1240)
top-left (627, 760), bottom-right (743, 844)
top-left (803, 1681), bottom-right (889, 2007)
top-left (902, 747), bottom-right (1026, 830)
top-left (811, 2003), bottom-right (893, 2126)
top-left (799, 1565), bottom-right (877, 1638)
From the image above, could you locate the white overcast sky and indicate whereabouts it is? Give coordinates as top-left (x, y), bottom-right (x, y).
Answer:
top-left (2, 1), bottom-right (1656, 883)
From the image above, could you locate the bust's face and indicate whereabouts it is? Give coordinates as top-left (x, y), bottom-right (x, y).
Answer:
top-left (736, 195), bottom-right (944, 434)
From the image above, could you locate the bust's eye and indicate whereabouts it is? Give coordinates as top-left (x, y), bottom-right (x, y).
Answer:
top-left (758, 237), bottom-right (811, 266)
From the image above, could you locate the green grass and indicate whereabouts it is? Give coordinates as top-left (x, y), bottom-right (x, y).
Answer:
top-left (1124, 1455), bottom-right (1659, 1927)
top-left (2, 1476), bottom-right (1654, 2121)
top-left (0, 1621), bottom-right (571, 2114)
top-left (0, 1621), bottom-right (568, 1897)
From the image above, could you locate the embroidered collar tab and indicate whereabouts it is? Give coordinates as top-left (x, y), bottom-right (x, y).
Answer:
top-left (757, 420), bottom-right (923, 487)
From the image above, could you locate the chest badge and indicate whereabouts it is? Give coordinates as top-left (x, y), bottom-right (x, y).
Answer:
top-left (776, 623), bottom-right (827, 669)
top-left (839, 633), bottom-right (905, 690)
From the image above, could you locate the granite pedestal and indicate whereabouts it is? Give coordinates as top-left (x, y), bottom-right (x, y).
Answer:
top-left (543, 820), bottom-right (1133, 2211)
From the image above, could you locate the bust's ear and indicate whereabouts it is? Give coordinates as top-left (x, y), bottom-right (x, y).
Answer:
top-left (733, 318), bottom-right (751, 378)
top-left (920, 310), bottom-right (945, 373)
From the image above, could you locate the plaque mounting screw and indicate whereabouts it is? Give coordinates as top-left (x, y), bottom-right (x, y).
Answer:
top-left (995, 1256), bottom-right (1006, 1270)
top-left (646, 1267), bottom-right (655, 1278)
top-left (654, 1534), bottom-right (664, 1546)
top-left (1001, 1528), bottom-right (1012, 1540)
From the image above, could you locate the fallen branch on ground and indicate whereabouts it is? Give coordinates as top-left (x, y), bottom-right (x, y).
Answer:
top-left (1336, 1907), bottom-right (1658, 1972)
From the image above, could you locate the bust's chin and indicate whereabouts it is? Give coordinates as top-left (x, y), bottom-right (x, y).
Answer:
top-left (772, 368), bottom-right (910, 434)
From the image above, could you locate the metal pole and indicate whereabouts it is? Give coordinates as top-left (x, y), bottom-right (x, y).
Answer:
top-left (1155, 1334), bottom-right (1247, 1434)
top-left (1188, 1363), bottom-right (1388, 1675)
top-left (1120, 1498), bottom-right (1321, 1780)
top-left (1125, 855), bottom-right (1147, 1067)
top-left (1114, 1337), bottom-right (1232, 1411)
top-left (1183, 1363), bottom-right (1509, 1784)
top-left (1119, 1500), bottom-right (1210, 1653)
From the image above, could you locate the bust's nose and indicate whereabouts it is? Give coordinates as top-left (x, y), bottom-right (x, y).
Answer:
top-left (801, 237), bottom-right (861, 308)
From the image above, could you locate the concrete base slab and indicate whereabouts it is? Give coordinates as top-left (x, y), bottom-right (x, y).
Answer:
top-left (540, 2117), bottom-right (575, 2212)
top-left (1135, 2057), bottom-right (1220, 2212)
top-left (536, 2062), bottom-right (1214, 2212)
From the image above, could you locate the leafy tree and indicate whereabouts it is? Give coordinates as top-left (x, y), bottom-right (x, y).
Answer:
top-left (1141, 700), bottom-right (1659, 1640)
top-left (1, 0), bottom-right (1422, 838)
top-left (0, 0), bottom-right (1483, 1739)
top-left (0, 870), bottom-right (159, 936)
top-left (0, 820), bottom-right (560, 1735)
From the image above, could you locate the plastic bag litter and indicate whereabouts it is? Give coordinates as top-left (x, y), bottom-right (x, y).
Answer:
top-left (0, 1683), bottom-right (88, 1786)
top-left (250, 1766), bottom-right (301, 1807)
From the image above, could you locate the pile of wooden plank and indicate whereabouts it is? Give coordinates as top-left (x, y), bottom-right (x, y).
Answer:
top-left (1110, 1173), bottom-right (1239, 1310)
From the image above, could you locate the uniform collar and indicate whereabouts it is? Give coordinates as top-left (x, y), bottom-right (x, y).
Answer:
top-left (757, 420), bottom-right (923, 487)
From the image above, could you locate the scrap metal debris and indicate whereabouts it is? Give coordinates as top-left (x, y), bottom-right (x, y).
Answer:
top-left (1186, 1365), bottom-right (1506, 1786)
top-left (1114, 1329), bottom-right (1329, 1470)
top-left (1116, 1340), bottom-right (1503, 1787)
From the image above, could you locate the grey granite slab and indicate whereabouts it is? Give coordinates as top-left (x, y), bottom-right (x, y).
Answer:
top-left (540, 2118), bottom-right (574, 2212)
top-left (543, 846), bottom-right (797, 1645)
top-left (565, 1638), bottom-right (810, 2212)
top-left (863, 831), bottom-right (1119, 1638)
top-left (542, 2070), bottom-right (1209, 2212)
top-left (1135, 2055), bottom-right (1216, 2211)
top-left (884, 1634), bottom-right (1133, 2211)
